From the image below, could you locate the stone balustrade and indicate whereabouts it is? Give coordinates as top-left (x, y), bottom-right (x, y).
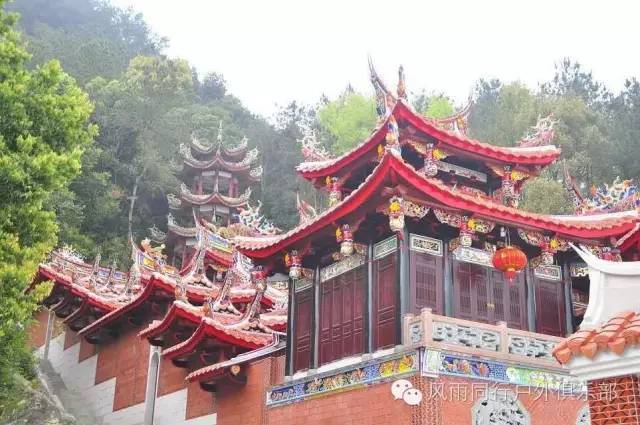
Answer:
top-left (403, 308), bottom-right (563, 369)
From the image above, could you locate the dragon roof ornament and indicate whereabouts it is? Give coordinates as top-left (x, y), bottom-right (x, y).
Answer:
top-left (190, 132), bottom-right (214, 153)
top-left (578, 177), bottom-right (638, 215)
top-left (167, 193), bottom-right (182, 209)
top-left (296, 192), bottom-right (318, 226)
top-left (250, 166), bottom-right (263, 180)
top-left (240, 147), bottom-right (259, 166)
top-left (149, 225), bottom-right (167, 243)
top-left (298, 132), bottom-right (333, 162)
top-left (517, 114), bottom-right (557, 148)
top-left (237, 201), bottom-right (282, 236)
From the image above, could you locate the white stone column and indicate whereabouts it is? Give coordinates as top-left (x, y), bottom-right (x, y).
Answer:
top-left (43, 309), bottom-right (56, 360)
top-left (143, 346), bottom-right (162, 425)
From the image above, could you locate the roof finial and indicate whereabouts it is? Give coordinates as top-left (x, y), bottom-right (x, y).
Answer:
top-left (397, 65), bottom-right (407, 100)
top-left (368, 55), bottom-right (391, 119)
top-left (217, 121), bottom-right (223, 144)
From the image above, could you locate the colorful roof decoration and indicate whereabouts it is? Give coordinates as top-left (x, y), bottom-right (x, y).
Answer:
top-left (516, 114), bottom-right (556, 148)
top-left (297, 101), bottom-right (561, 181)
top-left (237, 153), bottom-right (638, 259)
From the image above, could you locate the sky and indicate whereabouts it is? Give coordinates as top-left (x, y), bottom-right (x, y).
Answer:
top-left (111, 0), bottom-right (639, 119)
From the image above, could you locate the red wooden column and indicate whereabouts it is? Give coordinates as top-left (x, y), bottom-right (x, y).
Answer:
top-left (285, 274), bottom-right (295, 376)
top-left (587, 375), bottom-right (640, 424)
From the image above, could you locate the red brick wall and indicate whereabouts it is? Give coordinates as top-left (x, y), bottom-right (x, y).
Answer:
top-left (156, 355), bottom-right (215, 420)
top-left (268, 378), bottom-right (413, 425)
top-left (158, 357), bottom-right (188, 396)
top-left (28, 309), bottom-right (49, 349)
top-left (587, 374), bottom-right (640, 425)
top-left (186, 380), bottom-right (215, 419)
top-left (216, 358), bottom-right (270, 425)
top-left (78, 337), bottom-right (96, 362)
top-left (94, 328), bottom-right (150, 411)
top-left (64, 329), bottom-right (79, 350)
top-left (439, 376), bottom-right (586, 424)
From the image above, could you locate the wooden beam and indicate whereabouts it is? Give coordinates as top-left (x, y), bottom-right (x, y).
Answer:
top-left (365, 241), bottom-right (374, 353)
top-left (443, 239), bottom-right (454, 317)
top-left (285, 276), bottom-right (295, 377)
top-left (311, 265), bottom-right (320, 369)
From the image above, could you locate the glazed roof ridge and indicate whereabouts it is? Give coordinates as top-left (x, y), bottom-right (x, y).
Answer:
top-left (236, 153), bottom-right (639, 257)
top-left (297, 100), bottom-right (561, 177)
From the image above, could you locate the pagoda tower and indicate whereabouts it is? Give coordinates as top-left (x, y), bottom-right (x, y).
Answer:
top-left (164, 123), bottom-right (263, 268)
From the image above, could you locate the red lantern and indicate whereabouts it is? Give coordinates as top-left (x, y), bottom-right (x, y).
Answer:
top-left (492, 245), bottom-right (527, 282)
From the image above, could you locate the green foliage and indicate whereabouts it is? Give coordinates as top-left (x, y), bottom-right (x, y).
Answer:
top-left (9, 0), bottom-right (165, 82)
top-left (469, 81), bottom-right (537, 147)
top-left (520, 176), bottom-right (573, 215)
top-left (412, 91), bottom-right (454, 119)
top-left (0, 1), bottom-right (95, 412)
top-left (424, 96), bottom-right (454, 119)
top-left (317, 92), bottom-right (377, 154)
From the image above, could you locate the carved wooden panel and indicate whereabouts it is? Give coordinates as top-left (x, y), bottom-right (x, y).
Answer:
top-left (534, 277), bottom-right (565, 337)
top-left (294, 288), bottom-right (312, 372)
top-left (373, 253), bottom-right (397, 350)
top-left (319, 265), bottom-right (365, 366)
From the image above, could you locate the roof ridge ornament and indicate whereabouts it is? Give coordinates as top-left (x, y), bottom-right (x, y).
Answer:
top-left (397, 65), bottom-right (407, 100)
top-left (298, 131), bottom-right (333, 162)
top-left (517, 113), bottom-right (556, 147)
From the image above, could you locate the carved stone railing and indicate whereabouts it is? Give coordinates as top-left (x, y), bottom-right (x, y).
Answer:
top-left (404, 309), bottom-right (563, 369)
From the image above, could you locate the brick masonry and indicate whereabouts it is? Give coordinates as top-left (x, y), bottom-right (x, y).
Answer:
top-left (587, 374), bottom-right (640, 425)
top-left (29, 313), bottom-right (216, 424)
top-left (28, 309), bottom-right (49, 349)
top-left (29, 312), bottom-right (587, 425)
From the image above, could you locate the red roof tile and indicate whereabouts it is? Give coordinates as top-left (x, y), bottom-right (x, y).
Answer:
top-left (553, 311), bottom-right (640, 364)
top-left (237, 153), bottom-right (638, 258)
top-left (297, 101), bottom-right (561, 179)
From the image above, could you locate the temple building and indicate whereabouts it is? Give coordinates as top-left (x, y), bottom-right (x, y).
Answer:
top-left (162, 124), bottom-right (264, 269)
top-left (27, 64), bottom-right (640, 425)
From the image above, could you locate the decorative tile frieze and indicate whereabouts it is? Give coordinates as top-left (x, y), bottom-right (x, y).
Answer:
top-left (409, 234), bottom-right (443, 256)
top-left (422, 349), bottom-right (585, 393)
top-left (320, 254), bottom-right (365, 282)
top-left (432, 321), bottom-right (500, 352)
top-left (452, 246), bottom-right (493, 267)
top-left (533, 264), bottom-right (562, 281)
top-left (373, 236), bottom-right (397, 260)
top-left (267, 351), bottom-right (418, 407)
top-left (508, 335), bottom-right (557, 360)
top-left (570, 263), bottom-right (589, 278)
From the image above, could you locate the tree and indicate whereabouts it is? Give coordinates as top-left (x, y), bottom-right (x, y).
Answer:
top-left (412, 90), bottom-right (454, 119)
top-left (520, 176), bottom-right (573, 215)
top-left (9, 0), bottom-right (166, 83)
top-left (316, 92), bottom-right (377, 154)
top-left (541, 58), bottom-right (610, 108)
top-left (0, 1), bottom-right (96, 411)
top-left (469, 81), bottom-right (537, 147)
